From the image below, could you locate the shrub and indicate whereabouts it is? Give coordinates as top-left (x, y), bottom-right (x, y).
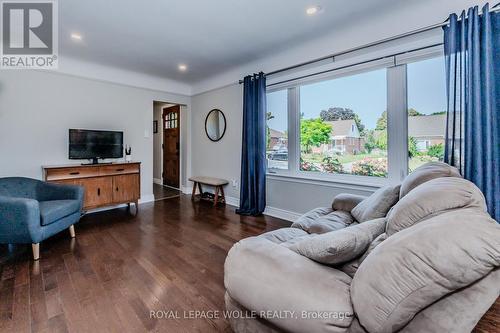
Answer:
top-left (351, 158), bottom-right (387, 177)
top-left (428, 143), bottom-right (444, 160)
top-left (321, 156), bottom-right (343, 173)
top-left (300, 158), bottom-right (319, 172)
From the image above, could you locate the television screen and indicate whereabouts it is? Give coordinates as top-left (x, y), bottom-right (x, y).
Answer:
top-left (69, 129), bottom-right (123, 160)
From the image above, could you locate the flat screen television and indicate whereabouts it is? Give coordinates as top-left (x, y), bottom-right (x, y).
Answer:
top-left (69, 129), bottom-right (123, 164)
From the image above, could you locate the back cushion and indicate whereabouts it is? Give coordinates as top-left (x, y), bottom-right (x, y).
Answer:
top-left (386, 177), bottom-right (487, 236)
top-left (0, 177), bottom-right (38, 199)
top-left (399, 161), bottom-right (461, 198)
top-left (351, 209), bottom-right (500, 333)
top-left (289, 218), bottom-right (386, 265)
top-left (351, 185), bottom-right (400, 223)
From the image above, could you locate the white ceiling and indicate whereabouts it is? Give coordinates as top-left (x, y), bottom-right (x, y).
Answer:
top-left (60, 0), bottom-right (423, 84)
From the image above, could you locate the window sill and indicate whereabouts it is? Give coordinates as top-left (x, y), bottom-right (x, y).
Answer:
top-left (266, 171), bottom-right (386, 191)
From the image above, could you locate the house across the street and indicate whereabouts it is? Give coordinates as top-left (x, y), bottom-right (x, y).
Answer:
top-left (408, 114), bottom-right (446, 151)
top-left (313, 119), bottom-right (364, 155)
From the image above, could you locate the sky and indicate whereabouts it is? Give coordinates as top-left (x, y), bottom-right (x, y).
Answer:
top-left (267, 57), bottom-right (447, 133)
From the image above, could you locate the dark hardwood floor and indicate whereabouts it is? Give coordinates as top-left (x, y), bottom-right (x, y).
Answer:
top-left (0, 195), bottom-right (497, 333)
top-left (153, 184), bottom-right (181, 201)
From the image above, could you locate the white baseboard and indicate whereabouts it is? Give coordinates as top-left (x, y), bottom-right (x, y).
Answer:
top-left (139, 194), bottom-right (155, 204)
top-left (224, 195), bottom-right (300, 222)
top-left (181, 186), bottom-right (192, 194)
top-left (263, 206), bottom-right (301, 222)
top-left (153, 178), bottom-right (162, 185)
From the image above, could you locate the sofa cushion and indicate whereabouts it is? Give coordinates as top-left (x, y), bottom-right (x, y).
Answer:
top-left (332, 193), bottom-right (367, 212)
top-left (259, 228), bottom-right (309, 244)
top-left (39, 200), bottom-right (81, 226)
top-left (351, 209), bottom-right (500, 333)
top-left (340, 233), bottom-right (387, 278)
top-left (292, 207), bottom-right (354, 233)
top-left (289, 218), bottom-right (386, 265)
top-left (399, 161), bottom-right (461, 198)
top-left (351, 185), bottom-right (400, 223)
top-left (386, 177), bottom-right (487, 236)
top-left (308, 210), bottom-right (354, 234)
top-left (225, 237), bottom-right (354, 333)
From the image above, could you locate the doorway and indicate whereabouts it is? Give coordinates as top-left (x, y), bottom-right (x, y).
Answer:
top-left (153, 101), bottom-right (182, 200)
top-left (162, 105), bottom-right (180, 188)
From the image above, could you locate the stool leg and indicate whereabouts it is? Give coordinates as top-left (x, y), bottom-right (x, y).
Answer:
top-left (191, 182), bottom-right (197, 200)
top-left (219, 186), bottom-right (226, 204)
top-left (214, 186), bottom-right (219, 206)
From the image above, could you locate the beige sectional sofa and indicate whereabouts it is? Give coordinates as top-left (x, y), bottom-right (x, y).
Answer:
top-left (224, 162), bottom-right (500, 333)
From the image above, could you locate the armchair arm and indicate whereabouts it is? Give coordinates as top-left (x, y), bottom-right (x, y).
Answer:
top-left (0, 196), bottom-right (42, 243)
top-left (37, 182), bottom-right (84, 205)
top-left (332, 193), bottom-right (367, 212)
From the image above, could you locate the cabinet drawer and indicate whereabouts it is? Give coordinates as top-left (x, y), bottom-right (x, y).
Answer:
top-left (99, 164), bottom-right (140, 176)
top-left (45, 167), bottom-right (99, 181)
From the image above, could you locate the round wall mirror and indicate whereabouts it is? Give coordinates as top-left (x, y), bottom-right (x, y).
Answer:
top-left (205, 109), bottom-right (227, 142)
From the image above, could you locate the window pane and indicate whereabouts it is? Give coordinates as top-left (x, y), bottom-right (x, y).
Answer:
top-left (299, 69), bottom-right (388, 177)
top-left (266, 90), bottom-right (288, 170)
top-left (407, 57), bottom-right (447, 172)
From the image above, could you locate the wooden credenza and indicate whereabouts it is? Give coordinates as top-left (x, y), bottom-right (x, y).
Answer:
top-left (43, 162), bottom-right (141, 212)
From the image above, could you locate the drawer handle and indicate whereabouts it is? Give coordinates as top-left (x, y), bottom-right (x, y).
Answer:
top-left (116, 187), bottom-right (119, 192)
top-left (98, 188), bottom-right (100, 196)
top-left (116, 168), bottom-right (125, 172)
top-left (69, 172), bottom-right (80, 175)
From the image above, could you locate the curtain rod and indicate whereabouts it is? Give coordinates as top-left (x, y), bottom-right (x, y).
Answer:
top-left (238, 4), bottom-right (500, 85)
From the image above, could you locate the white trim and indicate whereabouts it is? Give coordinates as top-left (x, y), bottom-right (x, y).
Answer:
top-left (263, 206), bottom-right (302, 223)
top-left (57, 56), bottom-right (192, 96)
top-left (223, 195), bottom-right (301, 223)
top-left (181, 185), bottom-right (192, 194)
top-left (224, 195), bottom-right (240, 207)
top-left (267, 173), bottom-right (381, 192)
top-left (153, 178), bottom-right (162, 185)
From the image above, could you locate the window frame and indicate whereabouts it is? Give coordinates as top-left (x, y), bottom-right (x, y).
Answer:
top-left (266, 45), bottom-right (445, 187)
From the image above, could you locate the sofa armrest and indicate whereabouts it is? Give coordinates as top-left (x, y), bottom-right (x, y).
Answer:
top-left (332, 193), bottom-right (367, 212)
top-left (0, 196), bottom-right (41, 243)
top-left (224, 237), bottom-right (354, 333)
top-left (37, 182), bottom-right (84, 206)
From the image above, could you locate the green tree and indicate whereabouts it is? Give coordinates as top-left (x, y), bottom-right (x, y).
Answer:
top-left (428, 143), bottom-right (444, 159)
top-left (300, 118), bottom-right (332, 153)
top-left (266, 112), bottom-right (274, 149)
top-left (364, 130), bottom-right (377, 153)
top-left (376, 109), bottom-right (424, 131)
top-left (408, 136), bottom-right (418, 158)
top-left (319, 107), bottom-right (365, 134)
top-left (375, 131), bottom-right (387, 150)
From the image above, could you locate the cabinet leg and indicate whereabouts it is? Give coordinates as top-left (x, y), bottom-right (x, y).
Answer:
top-left (69, 225), bottom-right (76, 238)
top-left (135, 200), bottom-right (139, 214)
top-left (32, 243), bottom-right (40, 260)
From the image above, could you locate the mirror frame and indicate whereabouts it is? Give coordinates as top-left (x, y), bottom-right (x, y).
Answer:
top-left (205, 109), bottom-right (227, 142)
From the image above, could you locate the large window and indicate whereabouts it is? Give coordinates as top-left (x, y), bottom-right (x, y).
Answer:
top-left (407, 57), bottom-right (447, 172)
top-left (299, 69), bottom-right (388, 177)
top-left (266, 89), bottom-right (288, 170)
top-left (266, 50), bottom-right (447, 184)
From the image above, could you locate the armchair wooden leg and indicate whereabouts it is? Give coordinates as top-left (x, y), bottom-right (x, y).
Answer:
top-left (69, 225), bottom-right (76, 238)
top-left (32, 243), bottom-right (40, 260)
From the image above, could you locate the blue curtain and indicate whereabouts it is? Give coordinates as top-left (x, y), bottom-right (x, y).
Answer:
top-left (443, 4), bottom-right (500, 222)
top-left (236, 73), bottom-right (267, 216)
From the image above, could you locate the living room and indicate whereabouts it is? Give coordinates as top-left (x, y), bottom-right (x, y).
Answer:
top-left (0, 1), bottom-right (499, 332)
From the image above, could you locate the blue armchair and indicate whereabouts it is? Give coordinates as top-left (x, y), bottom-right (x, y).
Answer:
top-left (0, 177), bottom-right (84, 260)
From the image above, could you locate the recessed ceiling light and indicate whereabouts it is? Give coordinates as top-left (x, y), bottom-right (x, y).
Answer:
top-left (71, 33), bottom-right (82, 41)
top-left (306, 6), bottom-right (321, 15)
top-left (178, 64), bottom-right (187, 72)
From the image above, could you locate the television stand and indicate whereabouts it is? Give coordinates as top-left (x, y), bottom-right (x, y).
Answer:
top-left (42, 162), bottom-right (141, 214)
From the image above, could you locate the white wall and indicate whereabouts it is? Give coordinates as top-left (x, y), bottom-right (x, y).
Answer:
top-left (0, 70), bottom-right (190, 202)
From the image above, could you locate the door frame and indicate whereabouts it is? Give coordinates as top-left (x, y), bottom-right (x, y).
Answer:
top-left (161, 104), bottom-right (181, 190)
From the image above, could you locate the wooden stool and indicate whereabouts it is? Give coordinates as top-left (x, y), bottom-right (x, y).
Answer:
top-left (189, 176), bottom-right (229, 206)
